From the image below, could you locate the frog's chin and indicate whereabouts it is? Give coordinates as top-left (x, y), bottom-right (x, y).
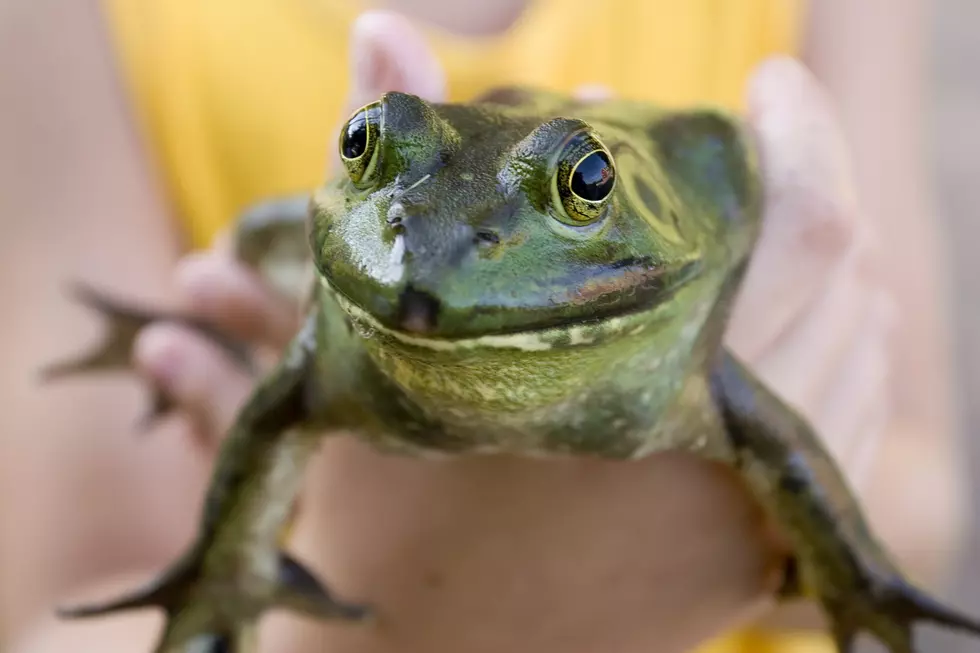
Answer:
top-left (324, 279), bottom-right (654, 353)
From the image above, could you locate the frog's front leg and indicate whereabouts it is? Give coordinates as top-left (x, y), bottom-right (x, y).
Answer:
top-left (710, 351), bottom-right (980, 652)
top-left (39, 195), bottom-right (311, 427)
top-left (57, 313), bottom-right (370, 653)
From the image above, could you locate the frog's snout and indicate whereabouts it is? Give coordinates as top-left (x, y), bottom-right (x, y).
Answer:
top-left (397, 285), bottom-right (442, 334)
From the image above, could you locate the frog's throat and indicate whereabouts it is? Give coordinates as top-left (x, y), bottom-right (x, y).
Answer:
top-left (321, 278), bottom-right (654, 353)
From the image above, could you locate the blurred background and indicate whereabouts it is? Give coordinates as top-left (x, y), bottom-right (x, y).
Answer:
top-left (933, 1), bottom-right (980, 651)
top-left (0, 1), bottom-right (978, 652)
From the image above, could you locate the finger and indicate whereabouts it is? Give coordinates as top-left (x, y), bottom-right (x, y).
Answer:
top-left (861, 424), bottom-right (967, 585)
top-left (839, 380), bottom-right (889, 494)
top-left (727, 57), bottom-right (864, 361)
top-left (749, 241), bottom-right (869, 416)
top-left (175, 252), bottom-right (301, 350)
top-left (209, 229), bottom-right (234, 259)
top-left (134, 323), bottom-right (255, 446)
top-left (811, 289), bottom-right (894, 474)
top-left (348, 11), bottom-right (447, 108)
top-left (328, 11), bottom-right (447, 174)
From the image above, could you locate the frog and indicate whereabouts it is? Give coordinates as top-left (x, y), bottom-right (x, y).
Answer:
top-left (42, 87), bottom-right (980, 653)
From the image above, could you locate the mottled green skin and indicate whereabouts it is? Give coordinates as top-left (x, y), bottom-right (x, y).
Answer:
top-left (308, 88), bottom-right (758, 459)
top-left (49, 89), bottom-right (980, 653)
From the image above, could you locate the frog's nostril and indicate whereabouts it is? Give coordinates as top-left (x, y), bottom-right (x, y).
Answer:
top-left (397, 285), bottom-right (442, 334)
top-left (386, 202), bottom-right (407, 233)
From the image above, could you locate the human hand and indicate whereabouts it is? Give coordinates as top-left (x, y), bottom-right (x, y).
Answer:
top-left (130, 10), bottom-right (917, 653)
top-left (136, 24), bottom-right (891, 495)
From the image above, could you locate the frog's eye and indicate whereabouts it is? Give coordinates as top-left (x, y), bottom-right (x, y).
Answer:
top-left (339, 101), bottom-right (382, 186)
top-left (552, 131), bottom-right (616, 225)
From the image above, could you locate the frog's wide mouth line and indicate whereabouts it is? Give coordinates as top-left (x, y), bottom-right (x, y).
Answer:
top-left (322, 277), bottom-right (660, 352)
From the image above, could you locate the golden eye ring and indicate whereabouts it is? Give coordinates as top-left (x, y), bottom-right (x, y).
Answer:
top-left (552, 131), bottom-right (616, 225)
top-left (339, 101), bottom-right (382, 185)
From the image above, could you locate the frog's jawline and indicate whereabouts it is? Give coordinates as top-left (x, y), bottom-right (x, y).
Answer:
top-left (319, 253), bottom-right (705, 350)
top-left (324, 277), bottom-right (689, 353)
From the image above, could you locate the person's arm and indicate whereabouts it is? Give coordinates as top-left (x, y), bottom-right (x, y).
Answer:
top-left (0, 0), bottom-right (214, 643)
top-left (803, 0), bottom-right (967, 587)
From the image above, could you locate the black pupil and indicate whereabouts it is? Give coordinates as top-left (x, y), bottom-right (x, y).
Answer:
top-left (342, 112), bottom-right (368, 159)
top-left (570, 150), bottom-right (614, 201)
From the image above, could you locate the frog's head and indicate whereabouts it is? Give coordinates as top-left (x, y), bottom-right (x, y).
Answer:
top-left (311, 90), bottom-right (761, 354)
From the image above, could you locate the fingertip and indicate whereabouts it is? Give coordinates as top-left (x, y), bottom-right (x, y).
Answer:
top-left (134, 323), bottom-right (253, 422)
top-left (745, 56), bottom-right (814, 114)
top-left (175, 252), bottom-right (270, 319)
top-left (174, 253), bottom-right (228, 308)
top-left (133, 323), bottom-right (186, 389)
top-left (574, 83), bottom-right (614, 103)
top-left (349, 10), bottom-right (447, 106)
top-left (744, 54), bottom-right (857, 220)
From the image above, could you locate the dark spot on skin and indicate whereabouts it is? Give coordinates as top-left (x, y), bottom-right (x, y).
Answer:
top-left (473, 230), bottom-right (500, 245)
top-left (609, 256), bottom-right (654, 270)
top-left (779, 455), bottom-right (811, 495)
top-left (397, 286), bottom-right (442, 334)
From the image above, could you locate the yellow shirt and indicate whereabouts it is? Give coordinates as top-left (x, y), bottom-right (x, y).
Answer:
top-left (100, 1), bottom-right (832, 651)
top-left (102, 0), bottom-right (802, 250)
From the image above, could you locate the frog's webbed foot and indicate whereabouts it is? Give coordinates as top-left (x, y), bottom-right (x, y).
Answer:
top-left (810, 572), bottom-right (980, 652)
top-left (58, 547), bottom-right (370, 653)
top-left (711, 351), bottom-right (980, 652)
top-left (40, 196), bottom-right (309, 428)
top-left (39, 282), bottom-right (255, 429)
top-left (57, 313), bottom-right (370, 650)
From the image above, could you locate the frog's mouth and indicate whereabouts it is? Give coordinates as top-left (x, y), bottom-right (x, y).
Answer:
top-left (323, 275), bottom-right (689, 353)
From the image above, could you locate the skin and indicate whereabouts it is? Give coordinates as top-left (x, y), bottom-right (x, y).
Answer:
top-left (0, 1), bottom-right (965, 652)
top-left (35, 82), bottom-right (980, 653)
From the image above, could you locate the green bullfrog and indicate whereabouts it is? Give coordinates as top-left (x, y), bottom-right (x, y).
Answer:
top-left (43, 88), bottom-right (980, 653)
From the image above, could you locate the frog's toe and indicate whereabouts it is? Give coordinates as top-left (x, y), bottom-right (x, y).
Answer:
top-left (39, 282), bottom-right (160, 380)
top-left (58, 547), bottom-right (371, 652)
top-left (135, 384), bottom-right (179, 433)
top-left (40, 282), bottom-right (255, 430)
top-left (821, 575), bottom-right (980, 652)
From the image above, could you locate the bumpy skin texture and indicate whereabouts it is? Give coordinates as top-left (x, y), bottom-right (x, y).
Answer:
top-left (44, 89), bottom-right (980, 653)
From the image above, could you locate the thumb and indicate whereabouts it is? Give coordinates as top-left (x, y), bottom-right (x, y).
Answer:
top-left (327, 11), bottom-right (446, 174)
top-left (347, 10), bottom-right (447, 110)
top-left (726, 57), bottom-right (874, 360)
